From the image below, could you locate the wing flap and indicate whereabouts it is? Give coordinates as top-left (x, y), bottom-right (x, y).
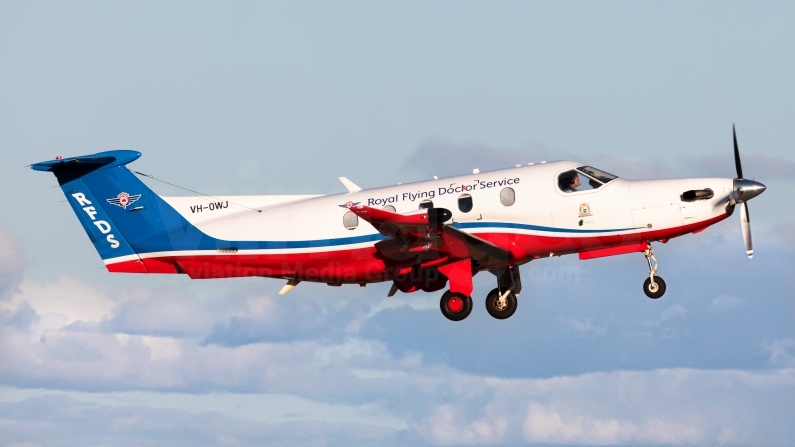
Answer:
top-left (350, 205), bottom-right (511, 269)
top-left (442, 225), bottom-right (511, 268)
top-left (348, 206), bottom-right (431, 236)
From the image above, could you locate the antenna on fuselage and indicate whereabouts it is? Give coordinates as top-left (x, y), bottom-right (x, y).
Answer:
top-left (338, 177), bottom-right (362, 193)
top-left (131, 170), bottom-right (262, 213)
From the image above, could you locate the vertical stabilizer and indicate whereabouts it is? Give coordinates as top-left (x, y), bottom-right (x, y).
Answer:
top-left (32, 151), bottom-right (164, 272)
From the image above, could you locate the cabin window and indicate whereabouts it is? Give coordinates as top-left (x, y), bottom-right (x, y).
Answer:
top-left (458, 194), bottom-right (473, 213)
top-left (500, 187), bottom-right (515, 206)
top-left (343, 211), bottom-right (358, 230)
top-left (419, 200), bottom-right (433, 210)
top-left (383, 205), bottom-right (396, 212)
top-left (558, 170), bottom-right (602, 193)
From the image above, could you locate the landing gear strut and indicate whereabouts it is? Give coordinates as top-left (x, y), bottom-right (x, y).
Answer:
top-left (438, 264), bottom-right (522, 321)
top-left (642, 244), bottom-right (666, 299)
top-left (440, 291), bottom-right (473, 321)
top-left (485, 265), bottom-right (521, 319)
top-left (485, 288), bottom-right (517, 319)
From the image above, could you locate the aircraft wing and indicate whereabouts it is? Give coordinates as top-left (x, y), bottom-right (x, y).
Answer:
top-left (348, 205), bottom-right (510, 269)
top-left (441, 224), bottom-right (511, 267)
top-left (347, 206), bottom-right (438, 237)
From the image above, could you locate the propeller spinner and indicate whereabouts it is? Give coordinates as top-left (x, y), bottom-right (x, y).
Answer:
top-left (730, 125), bottom-right (766, 258)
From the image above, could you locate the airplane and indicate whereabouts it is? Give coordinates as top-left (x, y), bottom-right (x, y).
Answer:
top-left (31, 127), bottom-right (766, 321)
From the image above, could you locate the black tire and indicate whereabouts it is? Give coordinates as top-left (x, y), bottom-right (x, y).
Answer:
top-left (485, 288), bottom-right (518, 319)
top-left (440, 291), bottom-right (473, 321)
top-left (643, 276), bottom-right (666, 299)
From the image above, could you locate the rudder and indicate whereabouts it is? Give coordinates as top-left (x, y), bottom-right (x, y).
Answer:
top-left (32, 150), bottom-right (155, 272)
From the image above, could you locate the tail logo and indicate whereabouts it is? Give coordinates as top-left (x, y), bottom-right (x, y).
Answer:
top-left (107, 192), bottom-right (141, 209)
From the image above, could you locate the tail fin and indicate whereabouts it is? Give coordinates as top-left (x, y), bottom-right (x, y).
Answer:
top-left (31, 150), bottom-right (200, 273)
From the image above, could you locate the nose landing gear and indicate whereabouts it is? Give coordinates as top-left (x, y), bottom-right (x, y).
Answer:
top-left (643, 244), bottom-right (666, 299)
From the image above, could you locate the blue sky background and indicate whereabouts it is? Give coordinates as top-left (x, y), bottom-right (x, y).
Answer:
top-left (1, 1), bottom-right (794, 446)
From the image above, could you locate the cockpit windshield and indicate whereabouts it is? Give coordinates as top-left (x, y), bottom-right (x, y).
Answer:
top-left (577, 166), bottom-right (618, 183)
top-left (558, 166), bottom-right (619, 193)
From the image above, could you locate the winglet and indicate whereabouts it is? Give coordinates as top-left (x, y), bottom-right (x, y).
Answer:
top-left (338, 177), bottom-right (362, 193)
top-left (279, 279), bottom-right (301, 295)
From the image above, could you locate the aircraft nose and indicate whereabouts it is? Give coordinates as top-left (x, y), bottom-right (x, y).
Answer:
top-left (733, 179), bottom-right (766, 202)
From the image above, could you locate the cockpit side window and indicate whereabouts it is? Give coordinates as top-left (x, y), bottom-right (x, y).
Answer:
top-left (577, 166), bottom-right (618, 184)
top-left (558, 170), bottom-right (603, 193)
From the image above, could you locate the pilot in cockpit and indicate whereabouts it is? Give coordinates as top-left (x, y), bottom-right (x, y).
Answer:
top-left (560, 174), bottom-right (580, 192)
top-left (558, 166), bottom-right (618, 193)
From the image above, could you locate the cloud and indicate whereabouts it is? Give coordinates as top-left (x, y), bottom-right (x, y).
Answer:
top-left (522, 403), bottom-right (703, 445)
top-left (764, 338), bottom-right (795, 367)
top-left (0, 277), bottom-right (793, 445)
top-left (0, 392), bottom-right (407, 447)
top-left (415, 368), bottom-right (795, 446)
top-left (710, 295), bottom-right (745, 311)
top-left (2, 368), bottom-right (794, 446)
top-left (200, 289), bottom-right (368, 346)
top-left (1, 202), bottom-right (795, 445)
top-left (4, 275), bottom-right (136, 329)
top-left (422, 404), bottom-right (508, 445)
top-left (0, 230), bottom-right (25, 300)
top-left (102, 287), bottom-right (216, 338)
top-left (563, 317), bottom-right (607, 336)
top-left (1, 220), bottom-right (793, 388)
top-left (646, 304), bottom-right (687, 327)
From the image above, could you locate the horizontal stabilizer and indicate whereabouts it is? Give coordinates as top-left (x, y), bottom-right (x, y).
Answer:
top-left (31, 150), bottom-right (142, 184)
top-left (31, 150), bottom-right (141, 171)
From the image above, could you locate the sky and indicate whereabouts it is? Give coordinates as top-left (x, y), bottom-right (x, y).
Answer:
top-left (1, 1), bottom-right (794, 446)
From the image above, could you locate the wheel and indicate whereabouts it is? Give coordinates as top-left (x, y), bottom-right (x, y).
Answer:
top-left (440, 291), bottom-right (473, 321)
top-left (643, 276), bottom-right (666, 299)
top-left (485, 288), bottom-right (518, 319)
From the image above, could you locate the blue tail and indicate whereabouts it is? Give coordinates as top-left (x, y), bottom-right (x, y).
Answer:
top-left (31, 150), bottom-right (216, 270)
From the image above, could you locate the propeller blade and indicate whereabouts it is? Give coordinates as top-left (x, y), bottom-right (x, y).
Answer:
top-left (739, 202), bottom-right (752, 258)
top-left (733, 124), bottom-right (743, 179)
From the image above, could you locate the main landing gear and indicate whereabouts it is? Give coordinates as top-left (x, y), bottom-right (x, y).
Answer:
top-left (485, 288), bottom-right (518, 319)
top-left (642, 244), bottom-right (666, 299)
top-left (439, 265), bottom-right (522, 321)
top-left (440, 291), bottom-right (473, 321)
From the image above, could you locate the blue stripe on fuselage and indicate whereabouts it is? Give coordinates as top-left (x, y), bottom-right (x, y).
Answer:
top-left (453, 221), bottom-right (642, 234)
top-left (134, 219), bottom-right (641, 255)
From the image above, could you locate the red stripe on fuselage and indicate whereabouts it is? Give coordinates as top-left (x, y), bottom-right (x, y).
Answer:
top-left (106, 259), bottom-right (148, 273)
top-left (105, 213), bottom-right (730, 280)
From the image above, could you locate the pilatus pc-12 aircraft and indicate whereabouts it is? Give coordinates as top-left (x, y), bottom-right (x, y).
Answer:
top-left (32, 128), bottom-right (765, 321)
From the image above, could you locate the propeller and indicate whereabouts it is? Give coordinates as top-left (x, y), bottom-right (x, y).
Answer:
top-left (730, 125), bottom-right (766, 259)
